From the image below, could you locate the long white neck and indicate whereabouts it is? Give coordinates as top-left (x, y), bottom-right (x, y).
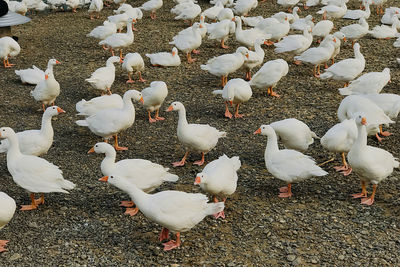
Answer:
top-left (126, 20), bottom-right (133, 37)
top-left (254, 41), bottom-right (265, 58)
top-left (40, 113), bottom-right (54, 139)
top-left (47, 61), bottom-right (55, 72)
top-left (353, 123), bottom-right (367, 151)
top-left (5, 133), bottom-right (22, 161)
top-left (122, 93), bottom-right (135, 112)
top-left (177, 107), bottom-right (188, 129)
top-left (235, 19), bottom-right (243, 34)
top-left (354, 47), bottom-right (364, 61)
top-left (100, 148), bottom-right (117, 175)
top-left (123, 181), bottom-right (150, 209)
top-left (264, 132), bottom-right (279, 159)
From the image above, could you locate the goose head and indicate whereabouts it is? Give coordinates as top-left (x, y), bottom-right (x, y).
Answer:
top-left (44, 106), bottom-right (66, 117)
top-left (194, 172), bottom-right (208, 185)
top-left (354, 113), bottom-right (367, 126)
top-left (166, 101), bottom-right (184, 112)
top-left (0, 127), bottom-right (16, 139)
top-left (125, 89), bottom-right (144, 103)
top-left (333, 31), bottom-right (345, 41)
top-left (48, 58), bottom-right (61, 65)
top-left (88, 142), bottom-right (113, 154)
top-left (172, 47), bottom-right (178, 56)
top-left (236, 46), bottom-right (249, 58)
top-left (253, 124), bottom-right (275, 136)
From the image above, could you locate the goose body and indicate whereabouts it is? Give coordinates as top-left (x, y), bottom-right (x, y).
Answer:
top-left (206, 19), bottom-right (235, 48)
top-left (76, 94), bottom-right (123, 117)
top-left (233, 0), bottom-right (257, 16)
top-left (85, 56), bottom-right (120, 94)
top-left (0, 192), bottom-right (16, 252)
top-left (369, 15), bottom-right (400, 39)
top-left (249, 59), bottom-right (289, 97)
top-left (0, 127), bottom-right (76, 210)
top-left (255, 13), bottom-right (290, 42)
top-left (75, 90), bottom-right (143, 149)
top-left (338, 68), bottom-right (390, 95)
top-left (320, 43), bottom-right (365, 84)
top-left (174, 2), bottom-right (201, 22)
top-left (0, 106), bottom-right (65, 156)
top-left (291, 15), bottom-right (314, 32)
top-left (142, 81), bottom-right (168, 122)
top-left (169, 23), bottom-right (202, 63)
top-left (0, 36), bottom-right (20, 68)
top-left (122, 53), bottom-right (145, 83)
top-left (212, 78), bottom-right (252, 118)
top-left (243, 38), bottom-right (266, 79)
top-left (274, 27), bottom-right (313, 55)
top-left (30, 68), bottom-right (60, 108)
top-left (339, 17), bottom-right (369, 44)
top-left (347, 115), bottom-right (399, 205)
top-left (360, 94), bottom-right (400, 120)
top-left (140, 0), bottom-right (163, 19)
top-left (317, 0), bottom-right (347, 19)
top-left (254, 125), bottom-right (328, 198)
top-left (15, 58), bottom-right (60, 85)
top-left (167, 101), bottom-right (226, 166)
top-left (270, 118), bottom-right (319, 152)
top-left (146, 47), bottom-right (181, 67)
top-left (202, 1), bottom-right (223, 20)
top-left (88, 0), bottom-right (103, 19)
top-left (217, 7), bottom-right (234, 21)
top-left (99, 18), bottom-right (135, 57)
top-left (343, 2), bottom-right (370, 20)
top-left (103, 175), bottom-right (224, 251)
top-left (234, 16), bottom-right (271, 49)
top-left (87, 21), bottom-right (117, 40)
top-left (312, 20), bottom-right (334, 40)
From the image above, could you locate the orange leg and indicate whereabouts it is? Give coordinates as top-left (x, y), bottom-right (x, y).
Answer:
top-left (138, 72), bottom-right (146, 82)
top-left (213, 196), bottom-right (226, 219)
top-left (154, 109), bottom-right (165, 121)
top-left (159, 227), bottom-right (169, 242)
top-left (334, 152), bottom-right (352, 174)
top-left (163, 232), bottom-right (181, 251)
top-left (267, 86), bottom-right (280, 97)
top-left (20, 193), bottom-right (39, 211)
top-left (42, 104), bottom-right (46, 112)
top-left (126, 73), bottom-right (134, 84)
top-left (120, 201), bottom-right (134, 207)
top-left (351, 181), bottom-right (367, 198)
top-left (148, 110), bottom-right (156, 123)
top-left (193, 152), bottom-right (205, 166)
top-left (124, 207), bottom-right (139, 216)
top-left (119, 50), bottom-right (124, 60)
top-left (221, 39), bottom-right (229, 49)
top-left (187, 52), bottom-right (195, 63)
top-left (106, 88), bottom-right (112, 95)
top-left (224, 101), bottom-right (233, 119)
top-left (150, 11), bottom-right (156, 19)
top-left (173, 151), bottom-right (189, 167)
top-left (113, 134), bottom-right (128, 151)
top-left (379, 125), bottom-right (392, 137)
top-left (361, 184), bottom-right (377, 205)
top-left (234, 103), bottom-right (244, 118)
top-left (278, 183), bottom-right (293, 198)
top-left (0, 240), bottom-right (9, 252)
top-left (264, 40), bottom-right (274, 46)
top-left (293, 60), bottom-right (302, 65)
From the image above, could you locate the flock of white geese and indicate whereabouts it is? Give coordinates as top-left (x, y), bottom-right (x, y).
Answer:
top-left (1, 0), bottom-right (400, 252)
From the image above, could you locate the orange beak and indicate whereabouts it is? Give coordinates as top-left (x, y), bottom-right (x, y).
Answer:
top-left (361, 117), bottom-right (367, 125)
top-left (253, 128), bottom-right (261, 135)
top-left (285, 17), bottom-right (288, 21)
top-left (333, 38), bottom-right (337, 43)
top-left (45, 74), bottom-right (49, 80)
top-left (199, 24), bottom-right (203, 28)
top-left (343, 37), bottom-right (347, 42)
top-left (99, 176), bottom-right (109, 182)
top-left (263, 40), bottom-right (269, 45)
top-left (229, 100), bottom-right (233, 105)
top-left (56, 60), bottom-right (61, 64)
top-left (231, 17), bottom-right (235, 21)
top-left (166, 105), bottom-right (173, 112)
top-left (388, 80), bottom-right (391, 83)
top-left (194, 176), bottom-right (201, 185)
top-left (57, 107), bottom-right (66, 113)
top-left (245, 53), bottom-right (249, 58)
top-left (172, 51), bottom-right (176, 56)
top-left (132, 18), bottom-right (136, 22)
top-left (139, 97), bottom-right (144, 104)
top-left (88, 147), bottom-right (95, 154)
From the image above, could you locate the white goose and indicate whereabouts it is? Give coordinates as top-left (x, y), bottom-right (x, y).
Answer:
top-left (233, 0), bottom-right (257, 16)
top-left (140, 0), bottom-right (163, 19)
top-left (102, 175), bottom-right (224, 251)
top-left (320, 43), bottom-right (365, 87)
top-left (274, 27), bottom-right (313, 61)
top-left (174, 2), bottom-right (201, 24)
top-left (254, 125), bottom-right (328, 198)
top-left (85, 56), bottom-right (120, 95)
top-left (0, 127), bottom-right (76, 210)
top-left (291, 15), bottom-right (314, 32)
top-left (0, 36), bottom-right (20, 68)
top-left (167, 101), bottom-right (226, 166)
top-left (0, 192), bottom-right (16, 253)
top-left (270, 118), bottom-right (319, 152)
top-left (122, 52), bottom-right (145, 83)
top-left (91, 142), bottom-right (179, 216)
top-left (206, 19), bottom-right (236, 49)
top-left (15, 58), bottom-right (60, 85)
top-left (338, 68), bottom-right (391, 95)
top-left (337, 95), bottom-right (394, 142)
top-left (99, 18), bottom-right (135, 59)
top-left (145, 47), bottom-right (181, 67)
top-left (195, 154), bottom-right (240, 219)
top-left (212, 78), bottom-right (252, 119)
top-left (317, 0), bottom-right (347, 20)
top-left (243, 38), bottom-right (266, 80)
top-left (347, 115), bottom-right (399, 205)
top-left (312, 20), bottom-right (334, 42)
top-left (277, 0), bottom-right (299, 12)
top-left (200, 47), bottom-right (249, 87)
top-left (249, 59), bottom-right (289, 97)
top-left (360, 94), bottom-right (400, 121)
top-left (0, 106), bottom-right (65, 156)
top-left (321, 118), bottom-right (357, 173)
top-left (369, 15), bottom-right (400, 39)
top-left (339, 17), bottom-right (369, 46)
top-left (87, 21), bottom-right (117, 40)
top-left (217, 7), bottom-right (234, 21)
top-left (30, 68), bottom-right (60, 111)
top-left (343, 2), bottom-right (370, 20)
top-left (255, 13), bottom-right (290, 45)
top-left (88, 0), bottom-right (103, 19)
top-left (381, 7), bottom-right (399, 25)
top-left (234, 16), bottom-right (271, 49)
top-left (76, 94), bottom-right (123, 117)
top-left (169, 23), bottom-right (203, 63)
top-left (76, 90), bottom-right (143, 150)
top-left (142, 81), bottom-right (168, 123)
top-left (294, 35), bottom-right (337, 77)
top-left (202, 1), bottom-right (223, 21)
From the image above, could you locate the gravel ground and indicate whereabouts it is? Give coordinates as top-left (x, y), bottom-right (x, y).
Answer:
top-left (1, 0), bottom-right (400, 265)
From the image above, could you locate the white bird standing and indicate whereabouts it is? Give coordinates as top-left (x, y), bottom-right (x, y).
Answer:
top-left (15, 58), bottom-right (60, 85)
top-left (140, 0), bottom-right (163, 19)
top-left (85, 56), bottom-right (120, 95)
top-left (30, 68), bottom-right (60, 112)
top-left (195, 154), bottom-right (240, 219)
top-left (0, 36), bottom-right (20, 68)
top-left (142, 81), bottom-right (168, 123)
top-left (88, 0), bottom-right (103, 20)
top-left (122, 52), bottom-right (145, 83)
top-left (338, 68), bottom-right (391, 95)
top-left (0, 127), bottom-right (76, 210)
top-left (0, 192), bottom-right (16, 253)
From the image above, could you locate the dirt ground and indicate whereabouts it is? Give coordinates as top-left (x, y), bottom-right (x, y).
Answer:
top-left (1, 0), bottom-right (400, 265)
